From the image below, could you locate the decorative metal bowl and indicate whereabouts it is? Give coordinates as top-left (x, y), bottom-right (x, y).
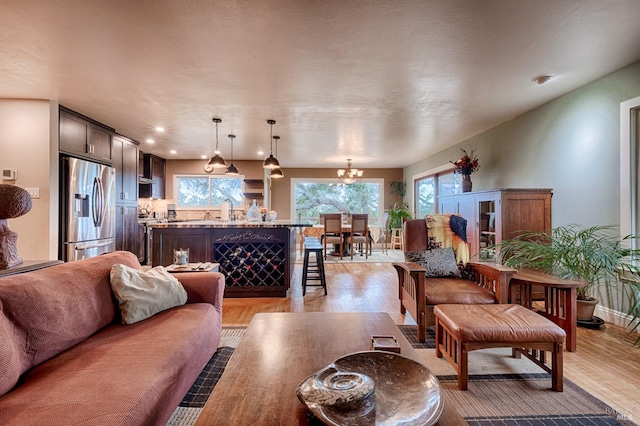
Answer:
top-left (297, 351), bottom-right (444, 426)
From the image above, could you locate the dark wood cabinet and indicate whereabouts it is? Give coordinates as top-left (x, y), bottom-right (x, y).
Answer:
top-left (152, 228), bottom-right (211, 266)
top-left (137, 222), bottom-right (146, 264)
top-left (112, 135), bottom-right (142, 259)
top-left (439, 188), bottom-right (552, 259)
top-left (59, 108), bottom-right (113, 163)
top-left (89, 125), bottom-right (112, 162)
top-left (139, 154), bottom-right (166, 199)
top-left (112, 135), bottom-right (139, 203)
top-left (116, 205), bottom-right (141, 256)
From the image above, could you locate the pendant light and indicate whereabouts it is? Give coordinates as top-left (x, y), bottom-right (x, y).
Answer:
top-left (263, 119), bottom-right (280, 169)
top-left (224, 134), bottom-right (239, 175)
top-left (204, 118), bottom-right (226, 173)
top-left (270, 135), bottom-right (284, 179)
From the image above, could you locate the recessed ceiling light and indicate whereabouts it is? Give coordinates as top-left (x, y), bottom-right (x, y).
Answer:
top-left (257, 150), bottom-right (264, 156)
top-left (146, 138), bottom-right (154, 144)
top-left (532, 74), bottom-right (556, 85)
top-left (169, 150), bottom-right (177, 154)
top-left (201, 155), bottom-right (207, 159)
top-left (155, 127), bottom-right (165, 132)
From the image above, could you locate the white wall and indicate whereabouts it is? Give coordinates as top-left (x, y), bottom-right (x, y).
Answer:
top-left (0, 99), bottom-right (58, 260)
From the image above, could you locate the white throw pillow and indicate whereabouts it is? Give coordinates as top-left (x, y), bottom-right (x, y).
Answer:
top-left (109, 264), bottom-right (188, 324)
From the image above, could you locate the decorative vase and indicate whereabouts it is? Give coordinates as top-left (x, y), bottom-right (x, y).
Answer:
top-left (461, 174), bottom-right (472, 193)
top-left (246, 200), bottom-right (261, 222)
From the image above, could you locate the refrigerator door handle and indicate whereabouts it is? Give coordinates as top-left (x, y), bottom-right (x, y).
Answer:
top-left (92, 177), bottom-right (105, 227)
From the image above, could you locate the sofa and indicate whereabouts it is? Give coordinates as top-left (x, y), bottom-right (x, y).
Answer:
top-left (0, 251), bottom-right (225, 425)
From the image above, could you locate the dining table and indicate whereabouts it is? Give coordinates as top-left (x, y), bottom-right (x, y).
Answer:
top-left (300, 224), bottom-right (383, 256)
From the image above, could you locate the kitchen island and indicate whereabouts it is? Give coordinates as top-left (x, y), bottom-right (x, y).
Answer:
top-left (148, 220), bottom-right (311, 297)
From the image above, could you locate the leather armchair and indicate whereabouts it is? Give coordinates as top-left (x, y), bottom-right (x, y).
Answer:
top-left (393, 218), bottom-right (516, 342)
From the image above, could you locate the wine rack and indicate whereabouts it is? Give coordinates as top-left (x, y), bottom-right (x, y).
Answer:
top-left (214, 242), bottom-right (286, 288)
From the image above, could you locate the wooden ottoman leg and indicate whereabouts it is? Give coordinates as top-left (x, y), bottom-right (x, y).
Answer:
top-left (458, 342), bottom-right (468, 391)
top-left (552, 342), bottom-right (564, 392)
top-left (435, 317), bottom-right (443, 358)
top-left (436, 316), bottom-right (469, 391)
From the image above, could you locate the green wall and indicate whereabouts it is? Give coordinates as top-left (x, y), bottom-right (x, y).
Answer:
top-left (404, 61), bottom-right (640, 322)
top-left (405, 60), bottom-right (640, 228)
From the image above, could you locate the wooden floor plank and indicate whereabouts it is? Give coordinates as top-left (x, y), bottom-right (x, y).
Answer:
top-left (222, 262), bottom-right (640, 423)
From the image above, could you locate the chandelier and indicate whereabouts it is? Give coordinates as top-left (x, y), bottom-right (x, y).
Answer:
top-left (337, 159), bottom-right (363, 184)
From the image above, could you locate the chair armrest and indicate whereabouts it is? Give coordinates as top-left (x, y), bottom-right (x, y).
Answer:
top-left (392, 262), bottom-right (426, 304)
top-left (172, 272), bottom-right (225, 310)
top-left (467, 262), bottom-right (518, 303)
top-left (392, 261), bottom-right (425, 275)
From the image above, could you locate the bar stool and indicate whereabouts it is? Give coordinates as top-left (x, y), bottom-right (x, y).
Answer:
top-left (390, 228), bottom-right (403, 250)
top-left (302, 237), bottom-right (327, 295)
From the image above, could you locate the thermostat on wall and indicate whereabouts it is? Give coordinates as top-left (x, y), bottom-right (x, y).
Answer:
top-left (2, 169), bottom-right (17, 180)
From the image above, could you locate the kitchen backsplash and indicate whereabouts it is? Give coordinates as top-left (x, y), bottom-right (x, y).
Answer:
top-left (138, 198), bottom-right (253, 221)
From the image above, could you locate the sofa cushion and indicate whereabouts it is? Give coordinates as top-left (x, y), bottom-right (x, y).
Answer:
top-left (405, 248), bottom-right (461, 278)
top-left (425, 277), bottom-right (496, 305)
top-left (0, 251), bottom-right (141, 397)
top-left (110, 264), bottom-right (188, 324)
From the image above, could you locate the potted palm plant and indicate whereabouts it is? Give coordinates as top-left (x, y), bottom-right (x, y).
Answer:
top-left (493, 224), bottom-right (640, 334)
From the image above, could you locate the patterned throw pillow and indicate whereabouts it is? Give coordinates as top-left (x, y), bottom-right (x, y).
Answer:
top-left (405, 248), bottom-right (462, 278)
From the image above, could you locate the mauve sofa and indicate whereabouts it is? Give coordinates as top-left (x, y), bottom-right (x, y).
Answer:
top-left (0, 251), bottom-right (225, 425)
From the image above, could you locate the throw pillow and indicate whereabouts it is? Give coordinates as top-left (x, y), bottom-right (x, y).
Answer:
top-left (109, 264), bottom-right (187, 324)
top-left (404, 248), bottom-right (461, 278)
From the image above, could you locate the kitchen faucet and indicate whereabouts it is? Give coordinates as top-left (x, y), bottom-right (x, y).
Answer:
top-left (224, 198), bottom-right (235, 221)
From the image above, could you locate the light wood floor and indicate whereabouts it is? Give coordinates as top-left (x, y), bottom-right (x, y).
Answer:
top-left (222, 262), bottom-right (640, 423)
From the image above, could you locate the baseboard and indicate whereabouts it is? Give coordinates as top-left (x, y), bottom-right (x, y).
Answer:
top-left (594, 305), bottom-right (639, 333)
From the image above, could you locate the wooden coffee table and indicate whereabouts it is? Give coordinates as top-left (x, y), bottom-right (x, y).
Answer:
top-left (195, 312), bottom-right (466, 425)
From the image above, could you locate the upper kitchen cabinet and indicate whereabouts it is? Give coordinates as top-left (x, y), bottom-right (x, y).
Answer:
top-left (112, 135), bottom-right (139, 203)
top-left (59, 107), bottom-right (113, 163)
top-left (139, 153), bottom-right (166, 199)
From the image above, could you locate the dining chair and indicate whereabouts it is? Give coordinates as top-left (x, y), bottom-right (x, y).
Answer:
top-left (322, 213), bottom-right (344, 260)
top-left (347, 213), bottom-right (369, 259)
top-left (374, 210), bottom-right (390, 254)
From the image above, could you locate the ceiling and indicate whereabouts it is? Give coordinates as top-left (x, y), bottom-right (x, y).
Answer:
top-left (2, 1), bottom-right (640, 169)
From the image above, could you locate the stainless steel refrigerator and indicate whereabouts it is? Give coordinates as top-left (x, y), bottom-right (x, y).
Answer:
top-left (61, 157), bottom-right (116, 261)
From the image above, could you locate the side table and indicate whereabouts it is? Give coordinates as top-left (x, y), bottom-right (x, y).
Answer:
top-left (509, 268), bottom-right (586, 352)
top-left (164, 262), bottom-right (220, 273)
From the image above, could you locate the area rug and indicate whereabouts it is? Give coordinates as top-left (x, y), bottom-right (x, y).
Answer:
top-left (167, 326), bottom-right (635, 426)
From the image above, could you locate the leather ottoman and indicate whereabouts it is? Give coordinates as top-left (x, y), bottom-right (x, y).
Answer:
top-left (434, 304), bottom-right (566, 391)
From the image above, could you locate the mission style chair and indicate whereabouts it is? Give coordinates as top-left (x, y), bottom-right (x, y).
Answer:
top-left (392, 218), bottom-right (517, 342)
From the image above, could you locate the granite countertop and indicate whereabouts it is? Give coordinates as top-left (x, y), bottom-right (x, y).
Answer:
top-left (148, 219), bottom-right (313, 228)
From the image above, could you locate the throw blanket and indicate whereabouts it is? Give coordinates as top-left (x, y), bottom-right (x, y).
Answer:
top-left (425, 214), bottom-right (470, 265)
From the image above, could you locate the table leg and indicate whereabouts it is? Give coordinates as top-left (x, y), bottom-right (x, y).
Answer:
top-left (565, 288), bottom-right (577, 352)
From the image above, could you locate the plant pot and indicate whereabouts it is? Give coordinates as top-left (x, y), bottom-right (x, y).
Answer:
top-left (576, 297), bottom-right (599, 322)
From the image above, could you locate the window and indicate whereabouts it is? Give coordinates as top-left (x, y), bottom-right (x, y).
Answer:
top-left (414, 170), bottom-right (460, 218)
top-left (174, 175), bottom-right (243, 209)
top-left (291, 179), bottom-right (384, 225)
